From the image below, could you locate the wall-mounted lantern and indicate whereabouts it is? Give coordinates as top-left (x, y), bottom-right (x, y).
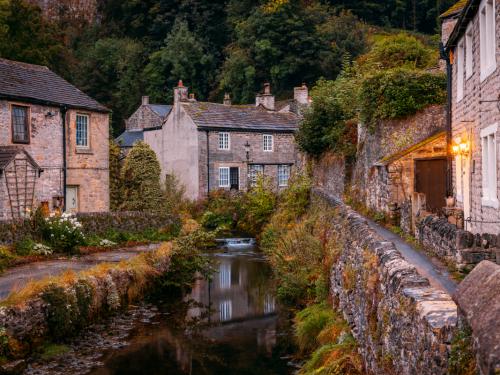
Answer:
top-left (451, 136), bottom-right (470, 156)
top-left (244, 141), bottom-right (251, 161)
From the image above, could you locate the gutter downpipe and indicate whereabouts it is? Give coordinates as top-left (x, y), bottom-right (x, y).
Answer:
top-left (61, 106), bottom-right (68, 212)
top-left (206, 130), bottom-right (210, 196)
top-left (440, 42), bottom-right (453, 197)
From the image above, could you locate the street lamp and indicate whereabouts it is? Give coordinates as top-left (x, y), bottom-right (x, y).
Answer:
top-left (244, 141), bottom-right (251, 161)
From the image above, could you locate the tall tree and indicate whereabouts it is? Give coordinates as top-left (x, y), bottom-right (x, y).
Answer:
top-left (144, 19), bottom-right (215, 103)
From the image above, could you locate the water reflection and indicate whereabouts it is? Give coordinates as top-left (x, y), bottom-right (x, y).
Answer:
top-left (90, 246), bottom-right (292, 375)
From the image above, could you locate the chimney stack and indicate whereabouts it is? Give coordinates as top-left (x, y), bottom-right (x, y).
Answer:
top-left (189, 93), bottom-right (196, 101)
top-left (223, 93), bottom-right (232, 106)
top-left (174, 80), bottom-right (189, 103)
top-left (294, 83), bottom-right (309, 105)
top-left (142, 96), bottom-right (150, 105)
top-left (255, 82), bottom-right (275, 110)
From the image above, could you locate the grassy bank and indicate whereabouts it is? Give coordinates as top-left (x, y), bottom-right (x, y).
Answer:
top-left (0, 221), bottom-right (212, 365)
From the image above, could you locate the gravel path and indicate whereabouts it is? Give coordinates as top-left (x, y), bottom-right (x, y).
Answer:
top-left (0, 243), bottom-right (162, 300)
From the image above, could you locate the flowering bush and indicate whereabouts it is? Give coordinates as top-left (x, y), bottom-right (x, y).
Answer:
top-left (98, 239), bottom-right (117, 247)
top-left (32, 243), bottom-right (53, 256)
top-left (42, 213), bottom-right (86, 254)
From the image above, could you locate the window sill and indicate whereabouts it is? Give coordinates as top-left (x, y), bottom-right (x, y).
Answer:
top-left (480, 64), bottom-right (497, 83)
top-left (75, 148), bottom-right (93, 154)
top-left (481, 197), bottom-right (499, 209)
top-left (456, 194), bottom-right (463, 203)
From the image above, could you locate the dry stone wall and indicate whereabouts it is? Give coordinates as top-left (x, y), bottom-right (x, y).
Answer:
top-left (418, 215), bottom-right (500, 269)
top-left (314, 189), bottom-right (458, 375)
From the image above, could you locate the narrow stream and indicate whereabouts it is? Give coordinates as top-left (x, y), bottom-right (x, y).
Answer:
top-left (87, 240), bottom-right (295, 375)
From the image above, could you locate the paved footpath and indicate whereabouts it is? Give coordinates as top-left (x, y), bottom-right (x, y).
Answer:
top-left (0, 243), bottom-right (161, 300)
top-left (365, 218), bottom-right (458, 295)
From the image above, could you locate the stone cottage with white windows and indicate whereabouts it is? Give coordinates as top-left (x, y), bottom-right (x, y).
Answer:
top-left (0, 58), bottom-right (110, 220)
top-left (443, 0), bottom-right (499, 233)
top-left (143, 82), bottom-right (304, 199)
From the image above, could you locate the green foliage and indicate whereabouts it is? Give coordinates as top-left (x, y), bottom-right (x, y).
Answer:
top-left (219, 3), bottom-right (366, 103)
top-left (163, 174), bottom-right (187, 215)
top-left (41, 284), bottom-right (80, 342)
top-left (144, 19), bottom-right (215, 104)
top-left (0, 0), bottom-right (68, 74)
top-left (13, 237), bottom-right (35, 256)
top-left (295, 302), bottom-right (363, 375)
top-left (449, 326), bottom-right (477, 375)
top-left (359, 68), bottom-right (446, 129)
top-left (0, 246), bottom-right (14, 272)
top-left (109, 141), bottom-right (123, 211)
top-left (238, 177), bottom-right (277, 236)
top-left (75, 38), bottom-right (145, 134)
top-left (120, 141), bottom-right (163, 211)
top-left (367, 33), bottom-right (436, 70)
top-left (296, 78), bottom-right (355, 157)
top-left (295, 303), bottom-right (336, 353)
top-left (156, 228), bottom-right (215, 296)
top-left (41, 214), bottom-right (86, 254)
top-left (39, 343), bottom-right (70, 360)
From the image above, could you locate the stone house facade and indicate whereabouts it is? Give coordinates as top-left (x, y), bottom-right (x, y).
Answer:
top-left (116, 96), bottom-right (172, 153)
top-left (144, 82), bottom-right (302, 200)
top-left (0, 58), bottom-right (110, 220)
top-left (444, 0), bottom-right (500, 233)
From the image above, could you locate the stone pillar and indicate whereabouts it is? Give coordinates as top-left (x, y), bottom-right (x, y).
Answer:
top-left (294, 83), bottom-right (309, 105)
top-left (142, 96), bottom-right (149, 105)
top-left (255, 83), bottom-right (275, 110)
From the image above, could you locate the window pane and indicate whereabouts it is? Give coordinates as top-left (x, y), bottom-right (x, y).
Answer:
top-left (278, 165), bottom-right (290, 187)
top-left (219, 133), bottom-right (230, 150)
top-left (249, 165), bottom-right (264, 187)
top-left (12, 106), bottom-right (28, 142)
top-left (76, 115), bottom-right (89, 147)
top-left (219, 168), bottom-right (229, 187)
top-left (263, 135), bottom-right (273, 151)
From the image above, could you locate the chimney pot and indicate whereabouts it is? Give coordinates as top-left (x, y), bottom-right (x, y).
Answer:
top-left (142, 96), bottom-right (149, 105)
top-left (174, 80), bottom-right (189, 103)
top-left (256, 83), bottom-right (275, 110)
top-left (178, 80), bottom-right (184, 87)
top-left (264, 82), bottom-right (271, 95)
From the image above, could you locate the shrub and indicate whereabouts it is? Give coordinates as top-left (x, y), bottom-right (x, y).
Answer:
top-left (295, 303), bottom-right (336, 353)
top-left (0, 247), bottom-right (14, 272)
top-left (41, 213), bottom-right (86, 254)
top-left (120, 141), bottom-right (163, 211)
top-left (41, 284), bottom-right (80, 342)
top-left (14, 238), bottom-right (36, 256)
top-left (164, 173), bottom-right (187, 215)
top-left (359, 68), bottom-right (446, 129)
top-left (238, 177), bottom-right (277, 236)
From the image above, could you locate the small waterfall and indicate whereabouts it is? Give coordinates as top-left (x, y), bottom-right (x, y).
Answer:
top-left (216, 238), bottom-right (256, 250)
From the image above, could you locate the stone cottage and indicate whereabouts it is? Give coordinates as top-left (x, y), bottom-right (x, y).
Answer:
top-left (144, 82), bottom-right (303, 199)
top-left (116, 96), bottom-right (172, 153)
top-left (443, 0), bottom-right (499, 233)
top-left (0, 58), bottom-right (110, 219)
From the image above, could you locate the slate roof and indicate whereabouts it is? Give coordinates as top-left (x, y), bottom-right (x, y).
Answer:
top-left (0, 58), bottom-right (108, 113)
top-left (148, 104), bottom-right (172, 119)
top-left (0, 146), bottom-right (40, 170)
top-left (116, 130), bottom-right (144, 148)
top-left (440, 0), bottom-right (467, 18)
top-left (445, 0), bottom-right (482, 50)
top-left (182, 102), bottom-right (299, 132)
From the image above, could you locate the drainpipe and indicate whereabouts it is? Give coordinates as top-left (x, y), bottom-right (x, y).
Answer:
top-left (61, 106), bottom-right (68, 211)
top-left (440, 42), bottom-right (453, 197)
top-left (206, 130), bottom-right (210, 195)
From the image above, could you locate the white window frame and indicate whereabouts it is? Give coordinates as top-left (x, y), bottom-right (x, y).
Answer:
top-left (76, 114), bottom-right (90, 148)
top-left (249, 164), bottom-right (264, 187)
top-left (263, 134), bottom-right (273, 152)
top-left (455, 154), bottom-right (463, 202)
top-left (218, 132), bottom-right (230, 150)
top-left (465, 25), bottom-right (473, 79)
top-left (219, 167), bottom-right (230, 188)
top-left (456, 38), bottom-right (465, 102)
top-left (479, 0), bottom-right (496, 81)
top-left (480, 123), bottom-right (498, 208)
top-left (278, 165), bottom-right (290, 187)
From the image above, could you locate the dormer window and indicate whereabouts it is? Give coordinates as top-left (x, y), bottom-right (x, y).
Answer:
top-left (11, 105), bottom-right (29, 144)
top-left (479, 0), bottom-right (496, 81)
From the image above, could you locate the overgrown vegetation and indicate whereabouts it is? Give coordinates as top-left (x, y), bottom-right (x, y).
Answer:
top-left (449, 326), bottom-right (477, 375)
top-left (297, 32), bottom-right (446, 157)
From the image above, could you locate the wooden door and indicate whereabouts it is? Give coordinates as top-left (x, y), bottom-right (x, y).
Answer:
top-left (415, 159), bottom-right (447, 213)
top-left (230, 167), bottom-right (239, 190)
top-left (66, 186), bottom-right (79, 212)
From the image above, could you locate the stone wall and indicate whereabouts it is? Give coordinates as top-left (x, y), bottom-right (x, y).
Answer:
top-left (0, 211), bottom-right (176, 244)
top-left (417, 215), bottom-right (500, 270)
top-left (352, 105), bottom-right (446, 209)
top-left (453, 261), bottom-right (500, 375)
top-left (311, 152), bottom-right (345, 199)
top-left (314, 189), bottom-right (458, 375)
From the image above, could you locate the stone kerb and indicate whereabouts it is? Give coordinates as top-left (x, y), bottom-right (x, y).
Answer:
top-left (314, 188), bottom-right (458, 375)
